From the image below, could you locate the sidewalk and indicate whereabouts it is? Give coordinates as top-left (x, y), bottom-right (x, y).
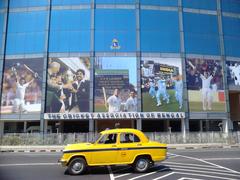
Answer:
top-left (0, 143), bottom-right (239, 152)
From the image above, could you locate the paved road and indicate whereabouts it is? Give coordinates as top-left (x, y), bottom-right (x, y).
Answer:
top-left (0, 148), bottom-right (240, 180)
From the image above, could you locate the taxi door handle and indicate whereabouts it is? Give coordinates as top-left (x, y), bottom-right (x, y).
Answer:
top-left (137, 144), bottom-right (142, 146)
top-left (121, 152), bottom-right (126, 156)
top-left (112, 145), bottom-right (117, 147)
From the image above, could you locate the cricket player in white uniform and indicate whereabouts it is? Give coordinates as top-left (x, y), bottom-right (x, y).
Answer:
top-left (230, 63), bottom-right (240, 86)
top-left (13, 77), bottom-right (34, 113)
top-left (156, 77), bottom-right (169, 106)
top-left (148, 79), bottom-right (156, 98)
top-left (173, 76), bottom-right (183, 109)
top-left (200, 71), bottom-right (213, 111)
top-left (125, 91), bottom-right (137, 112)
top-left (107, 89), bottom-right (121, 112)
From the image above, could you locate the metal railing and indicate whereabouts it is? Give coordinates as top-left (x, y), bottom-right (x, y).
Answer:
top-left (0, 131), bottom-right (240, 145)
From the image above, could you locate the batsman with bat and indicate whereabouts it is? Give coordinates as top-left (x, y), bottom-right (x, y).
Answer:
top-left (11, 63), bottom-right (37, 113)
top-left (106, 89), bottom-right (121, 112)
top-left (187, 60), bottom-right (217, 111)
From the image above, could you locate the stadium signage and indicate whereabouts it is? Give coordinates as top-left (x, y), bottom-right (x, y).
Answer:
top-left (44, 112), bottom-right (185, 120)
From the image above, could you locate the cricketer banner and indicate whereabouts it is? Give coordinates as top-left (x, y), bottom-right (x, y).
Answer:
top-left (1, 58), bottom-right (43, 115)
top-left (186, 58), bottom-right (226, 112)
top-left (94, 57), bottom-right (137, 112)
top-left (141, 57), bottom-right (184, 112)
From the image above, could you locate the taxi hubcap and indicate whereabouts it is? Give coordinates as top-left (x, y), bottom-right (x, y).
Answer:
top-left (72, 162), bottom-right (83, 172)
top-left (137, 159), bottom-right (147, 170)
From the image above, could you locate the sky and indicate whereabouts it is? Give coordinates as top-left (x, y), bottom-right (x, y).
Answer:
top-left (100, 57), bottom-right (137, 86)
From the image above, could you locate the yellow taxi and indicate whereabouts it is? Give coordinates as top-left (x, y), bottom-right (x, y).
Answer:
top-left (59, 128), bottom-right (167, 175)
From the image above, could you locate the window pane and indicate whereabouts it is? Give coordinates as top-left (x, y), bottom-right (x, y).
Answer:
top-left (49, 10), bottom-right (91, 52)
top-left (52, 0), bottom-right (90, 6)
top-left (96, 0), bottom-right (135, 4)
top-left (183, 12), bottom-right (220, 55)
top-left (9, 0), bottom-right (48, 8)
top-left (95, 9), bottom-right (136, 52)
top-left (140, 10), bottom-right (179, 53)
top-left (182, 0), bottom-right (217, 10)
top-left (221, 0), bottom-right (240, 14)
top-left (140, 0), bottom-right (178, 7)
top-left (6, 11), bottom-right (47, 54)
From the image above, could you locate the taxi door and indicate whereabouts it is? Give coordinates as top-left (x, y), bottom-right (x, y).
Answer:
top-left (90, 133), bottom-right (119, 165)
top-left (116, 133), bottom-right (141, 164)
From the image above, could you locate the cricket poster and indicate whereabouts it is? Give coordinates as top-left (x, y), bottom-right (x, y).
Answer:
top-left (46, 57), bottom-right (90, 113)
top-left (186, 58), bottom-right (226, 112)
top-left (226, 61), bottom-right (240, 90)
top-left (141, 57), bottom-right (184, 112)
top-left (1, 58), bottom-right (43, 115)
top-left (94, 57), bottom-right (137, 112)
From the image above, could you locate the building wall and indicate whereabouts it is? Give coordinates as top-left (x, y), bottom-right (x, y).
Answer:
top-left (0, 0), bottom-right (240, 132)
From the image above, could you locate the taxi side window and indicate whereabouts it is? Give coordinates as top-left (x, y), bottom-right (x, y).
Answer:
top-left (98, 134), bottom-right (117, 144)
top-left (120, 133), bottom-right (140, 143)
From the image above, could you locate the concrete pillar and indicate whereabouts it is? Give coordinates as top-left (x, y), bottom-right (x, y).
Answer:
top-left (44, 119), bottom-right (48, 134)
top-left (23, 121), bottom-right (27, 133)
top-left (223, 119), bottom-right (229, 134)
top-left (89, 120), bottom-right (94, 132)
top-left (136, 119), bottom-right (142, 130)
top-left (181, 118), bottom-right (186, 143)
top-left (166, 120), bottom-right (170, 132)
top-left (0, 121), bottom-right (4, 137)
top-left (200, 120), bottom-right (203, 132)
top-left (206, 120), bottom-right (210, 131)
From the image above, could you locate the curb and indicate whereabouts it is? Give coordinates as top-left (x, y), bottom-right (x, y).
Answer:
top-left (0, 144), bottom-right (239, 153)
top-left (167, 144), bottom-right (240, 150)
top-left (0, 149), bottom-right (63, 153)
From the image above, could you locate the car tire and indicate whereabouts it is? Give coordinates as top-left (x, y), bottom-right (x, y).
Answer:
top-left (133, 157), bottom-right (150, 173)
top-left (67, 157), bottom-right (87, 175)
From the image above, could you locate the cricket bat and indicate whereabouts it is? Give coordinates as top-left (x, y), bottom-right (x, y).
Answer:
top-left (102, 87), bottom-right (108, 110)
top-left (23, 64), bottom-right (35, 74)
top-left (187, 60), bottom-right (196, 69)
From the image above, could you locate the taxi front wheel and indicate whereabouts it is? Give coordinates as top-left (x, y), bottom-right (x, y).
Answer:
top-left (133, 157), bottom-right (150, 173)
top-left (67, 157), bottom-right (87, 175)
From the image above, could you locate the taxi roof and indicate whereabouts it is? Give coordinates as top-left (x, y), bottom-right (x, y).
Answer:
top-left (100, 128), bottom-right (149, 143)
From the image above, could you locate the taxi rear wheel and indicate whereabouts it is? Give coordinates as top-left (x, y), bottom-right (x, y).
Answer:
top-left (67, 157), bottom-right (87, 175)
top-left (133, 157), bottom-right (150, 173)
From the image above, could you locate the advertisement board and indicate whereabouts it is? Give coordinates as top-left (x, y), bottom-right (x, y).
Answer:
top-left (1, 58), bottom-right (43, 115)
top-left (226, 61), bottom-right (240, 90)
top-left (141, 57), bottom-right (184, 112)
top-left (186, 58), bottom-right (226, 112)
top-left (94, 57), bottom-right (137, 112)
top-left (46, 57), bottom-right (90, 113)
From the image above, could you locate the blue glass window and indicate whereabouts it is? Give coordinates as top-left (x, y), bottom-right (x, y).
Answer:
top-left (223, 17), bottom-right (240, 57)
top-left (52, 0), bottom-right (91, 6)
top-left (95, 9), bottom-right (136, 52)
top-left (6, 11), bottom-right (47, 54)
top-left (183, 0), bottom-right (217, 10)
top-left (49, 9), bottom-right (91, 52)
top-left (140, 0), bottom-right (178, 7)
top-left (140, 10), bottom-right (180, 53)
top-left (183, 13), bottom-right (220, 55)
top-left (0, 0), bottom-right (7, 9)
top-left (96, 0), bottom-right (135, 4)
top-left (0, 13), bottom-right (4, 49)
top-left (221, 0), bottom-right (240, 14)
top-left (9, 0), bottom-right (48, 8)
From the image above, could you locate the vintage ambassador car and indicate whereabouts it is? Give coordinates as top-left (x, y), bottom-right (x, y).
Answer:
top-left (59, 128), bottom-right (167, 175)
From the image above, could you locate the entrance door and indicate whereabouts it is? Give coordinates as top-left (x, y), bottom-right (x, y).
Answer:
top-left (229, 92), bottom-right (240, 131)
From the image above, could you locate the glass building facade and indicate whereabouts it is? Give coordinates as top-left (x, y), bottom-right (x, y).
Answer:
top-left (0, 0), bottom-right (240, 134)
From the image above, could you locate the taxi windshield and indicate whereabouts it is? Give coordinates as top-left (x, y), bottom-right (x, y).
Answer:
top-left (94, 133), bottom-right (102, 143)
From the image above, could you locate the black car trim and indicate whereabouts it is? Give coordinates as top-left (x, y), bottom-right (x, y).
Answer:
top-left (63, 146), bottom-right (167, 154)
